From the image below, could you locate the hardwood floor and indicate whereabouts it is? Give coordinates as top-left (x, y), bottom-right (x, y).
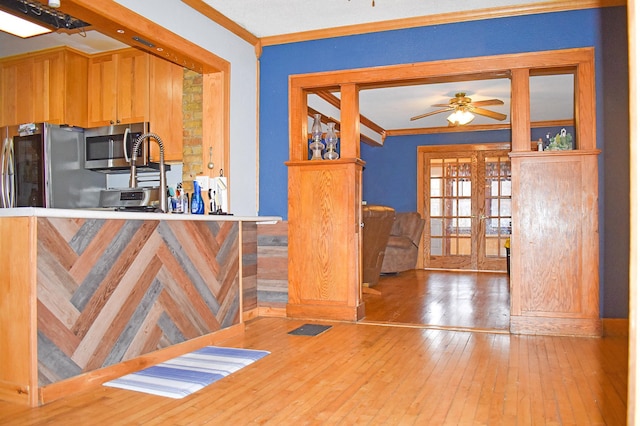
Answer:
top-left (0, 314), bottom-right (628, 425)
top-left (363, 269), bottom-right (510, 332)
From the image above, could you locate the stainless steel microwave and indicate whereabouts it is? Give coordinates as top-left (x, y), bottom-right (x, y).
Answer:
top-left (84, 122), bottom-right (150, 173)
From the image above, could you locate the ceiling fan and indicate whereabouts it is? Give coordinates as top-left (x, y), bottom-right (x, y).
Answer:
top-left (410, 92), bottom-right (507, 126)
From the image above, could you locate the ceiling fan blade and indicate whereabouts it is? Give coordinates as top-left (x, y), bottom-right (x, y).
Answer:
top-left (471, 107), bottom-right (507, 121)
top-left (431, 103), bottom-right (453, 108)
top-left (469, 99), bottom-right (504, 107)
top-left (410, 108), bottom-right (451, 121)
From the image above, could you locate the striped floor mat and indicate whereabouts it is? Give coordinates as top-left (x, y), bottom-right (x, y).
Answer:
top-left (103, 346), bottom-right (270, 399)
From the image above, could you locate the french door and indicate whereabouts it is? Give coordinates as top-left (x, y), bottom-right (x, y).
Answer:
top-left (418, 144), bottom-right (511, 271)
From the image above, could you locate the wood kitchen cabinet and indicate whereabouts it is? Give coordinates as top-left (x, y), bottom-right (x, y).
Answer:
top-left (0, 56), bottom-right (34, 127)
top-left (32, 49), bottom-right (88, 127)
top-left (87, 48), bottom-right (149, 127)
top-left (149, 55), bottom-right (184, 162)
top-left (0, 47), bottom-right (88, 128)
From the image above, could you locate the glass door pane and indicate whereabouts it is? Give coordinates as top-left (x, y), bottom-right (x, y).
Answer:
top-left (479, 153), bottom-right (511, 270)
top-left (427, 156), bottom-right (473, 269)
top-left (422, 146), bottom-right (510, 271)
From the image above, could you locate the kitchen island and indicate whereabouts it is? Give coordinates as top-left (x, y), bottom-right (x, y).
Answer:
top-left (0, 208), bottom-right (280, 407)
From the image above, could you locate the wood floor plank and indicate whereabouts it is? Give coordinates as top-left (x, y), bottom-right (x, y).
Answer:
top-left (363, 269), bottom-right (510, 331)
top-left (0, 270), bottom-right (628, 425)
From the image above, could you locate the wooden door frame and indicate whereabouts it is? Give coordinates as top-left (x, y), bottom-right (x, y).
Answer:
top-left (417, 143), bottom-right (512, 271)
top-left (289, 47), bottom-right (595, 318)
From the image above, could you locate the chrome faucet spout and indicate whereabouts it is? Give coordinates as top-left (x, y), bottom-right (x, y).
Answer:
top-left (130, 132), bottom-right (167, 213)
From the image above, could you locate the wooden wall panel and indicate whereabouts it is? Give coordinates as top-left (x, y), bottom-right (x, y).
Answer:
top-left (257, 221), bottom-right (289, 311)
top-left (0, 217), bottom-right (38, 406)
top-left (242, 222), bottom-right (258, 312)
top-left (517, 158), bottom-right (582, 314)
top-left (286, 160), bottom-right (364, 321)
top-left (510, 152), bottom-right (601, 336)
top-left (35, 217), bottom-right (240, 385)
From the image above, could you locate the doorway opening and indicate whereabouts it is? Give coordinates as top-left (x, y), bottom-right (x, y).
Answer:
top-left (418, 143), bottom-right (512, 271)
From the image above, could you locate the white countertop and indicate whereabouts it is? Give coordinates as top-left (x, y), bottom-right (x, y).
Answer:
top-left (0, 208), bottom-right (281, 224)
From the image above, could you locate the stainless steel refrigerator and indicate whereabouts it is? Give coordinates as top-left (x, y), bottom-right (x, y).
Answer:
top-left (0, 123), bottom-right (106, 208)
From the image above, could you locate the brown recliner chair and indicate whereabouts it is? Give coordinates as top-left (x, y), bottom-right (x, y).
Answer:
top-left (361, 205), bottom-right (395, 289)
top-left (381, 212), bottom-right (425, 274)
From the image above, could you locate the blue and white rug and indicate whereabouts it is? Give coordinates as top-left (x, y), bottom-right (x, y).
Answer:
top-left (103, 346), bottom-right (270, 399)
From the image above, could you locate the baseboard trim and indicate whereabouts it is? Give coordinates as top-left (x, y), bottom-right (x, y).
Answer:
top-left (602, 318), bottom-right (629, 337)
top-left (258, 306), bottom-right (287, 317)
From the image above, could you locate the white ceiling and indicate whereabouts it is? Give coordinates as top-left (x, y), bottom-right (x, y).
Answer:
top-left (202, 0), bottom-right (552, 39)
top-left (0, 0), bottom-right (574, 139)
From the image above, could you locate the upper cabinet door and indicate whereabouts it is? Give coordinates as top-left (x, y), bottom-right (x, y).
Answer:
top-left (88, 49), bottom-right (149, 127)
top-left (87, 52), bottom-right (117, 126)
top-left (31, 49), bottom-right (88, 128)
top-left (32, 51), bottom-right (64, 125)
top-left (149, 56), bottom-right (183, 162)
top-left (1, 57), bottom-right (34, 127)
top-left (116, 49), bottom-right (149, 125)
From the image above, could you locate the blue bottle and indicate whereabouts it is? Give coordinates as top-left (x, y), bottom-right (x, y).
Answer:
top-left (191, 180), bottom-right (205, 214)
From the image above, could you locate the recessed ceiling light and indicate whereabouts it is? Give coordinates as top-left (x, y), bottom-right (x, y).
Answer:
top-left (0, 10), bottom-right (52, 38)
top-left (117, 29), bottom-right (125, 34)
top-left (156, 47), bottom-right (163, 52)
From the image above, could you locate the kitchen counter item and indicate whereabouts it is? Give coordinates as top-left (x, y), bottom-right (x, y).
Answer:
top-left (99, 187), bottom-right (161, 210)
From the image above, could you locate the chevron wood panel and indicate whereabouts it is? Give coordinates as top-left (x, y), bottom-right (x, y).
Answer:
top-left (36, 217), bottom-right (240, 386)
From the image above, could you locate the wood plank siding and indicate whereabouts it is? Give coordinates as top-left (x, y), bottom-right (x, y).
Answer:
top-left (257, 221), bottom-right (289, 313)
top-left (36, 217), bottom-right (241, 385)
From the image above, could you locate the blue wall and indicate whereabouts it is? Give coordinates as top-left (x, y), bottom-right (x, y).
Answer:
top-left (258, 7), bottom-right (629, 318)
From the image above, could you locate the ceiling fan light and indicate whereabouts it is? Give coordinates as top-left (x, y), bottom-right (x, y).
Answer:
top-left (447, 109), bottom-right (474, 126)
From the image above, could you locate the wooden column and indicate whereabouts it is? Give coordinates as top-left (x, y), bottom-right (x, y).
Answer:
top-left (286, 82), bottom-right (364, 321)
top-left (0, 217), bottom-right (38, 406)
top-left (510, 151), bottom-right (601, 336)
top-left (510, 68), bottom-right (531, 152)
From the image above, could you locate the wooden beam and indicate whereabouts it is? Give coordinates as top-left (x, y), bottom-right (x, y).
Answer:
top-left (53, 0), bottom-right (229, 74)
top-left (314, 90), bottom-right (387, 137)
top-left (386, 119), bottom-right (575, 138)
top-left (180, 0), bottom-right (261, 55)
top-left (307, 107), bottom-right (381, 147)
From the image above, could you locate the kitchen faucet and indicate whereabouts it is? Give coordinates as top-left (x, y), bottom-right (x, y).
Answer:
top-left (129, 133), bottom-right (167, 213)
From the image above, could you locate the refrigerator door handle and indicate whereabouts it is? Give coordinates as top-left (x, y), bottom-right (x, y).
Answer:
top-left (1, 137), bottom-right (15, 208)
top-left (1, 137), bottom-right (8, 207)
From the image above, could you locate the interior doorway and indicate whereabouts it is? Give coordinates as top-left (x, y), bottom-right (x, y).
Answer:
top-left (418, 143), bottom-right (511, 271)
